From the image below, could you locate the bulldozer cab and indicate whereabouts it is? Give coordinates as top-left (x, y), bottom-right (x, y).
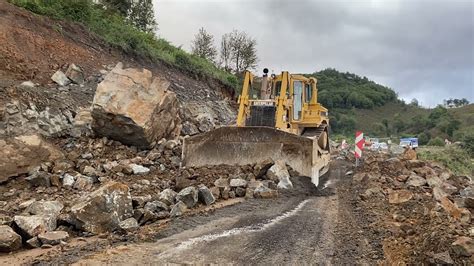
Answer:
top-left (237, 71), bottom-right (329, 136)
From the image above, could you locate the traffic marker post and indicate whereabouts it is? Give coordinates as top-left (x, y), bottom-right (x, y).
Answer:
top-left (355, 131), bottom-right (364, 167)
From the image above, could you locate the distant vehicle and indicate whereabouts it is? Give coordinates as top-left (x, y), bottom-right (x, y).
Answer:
top-left (365, 137), bottom-right (379, 147)
top-left (370, 142), bottom-right (388, 151)
top-left (399, 138), bottom-right (418, 148)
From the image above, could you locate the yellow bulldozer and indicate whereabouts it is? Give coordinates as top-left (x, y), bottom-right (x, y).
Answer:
top-left (182, 69), bottom-right (330, 186)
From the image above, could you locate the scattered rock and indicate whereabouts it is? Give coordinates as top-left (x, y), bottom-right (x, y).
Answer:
top-left (19, 199), bottom-right (37, 209)
top-left (62, 173), bottom-right (76, 187)
top-left (406, 173), bottom-right (427, 187)
top-left (26, 200), bottom-right (63, 216)
top-left (229, 178), bottom-right (247, 188)
top-left (452, 236), bottom-right (474, 257)
top-left (267, 160), bottom-right (293, 189)
top-left (176, 186), bottom-right (198, 208)
top-left (20, 80), bottom-right (36, 88)
top-left (254, 185), bottom-right (278, 199)
top-left (132, 195), bottom-right (152, 208)
top-left (253, 158), bottom-right (274, 178)
top-left (70, 182), bottom-right (133, 234)
top-left (159, 189), bottom-right (177, 206)
top-left (14, 215), bottom-right (56, 239)
top-left (51, 70), bottom-right (71, 86)
top-left (388, 190), bottom-right (413, 204)
top-left (118, 218), bottom-right (139, 230)
top-left (144, 201), bottom-right (169, 212)
top-left (235, 187), bottom-right (246, 197)
top-left (0, 215), bottom-right (13, 226)
top-left (65, 64), bottom-right (84, 84)
top-left (170, 201), bottom-right (187, 217)
top-left (26, 237), bottom-right (41, 249)
top-left (91, 63), bottom-right (181, 149)
top-left (198, 185), bottom-right (215, 206)
top-left (130, 164), bottom-right (150, 175)
top-left (360, 186), bottom-right (384, 200)
top-left (214, 177), bottom-right (229, 188)
top-left (38, 231), bottom-right (69, 245)
top-left (0, 225), bottom-right (22, 252)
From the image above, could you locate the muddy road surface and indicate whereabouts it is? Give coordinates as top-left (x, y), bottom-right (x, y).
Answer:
top-left (64, 160), bottom-right (379, 265)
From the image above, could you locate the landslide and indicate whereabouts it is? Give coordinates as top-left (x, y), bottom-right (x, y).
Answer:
top-left (0, 1), bottom-right (235, 132)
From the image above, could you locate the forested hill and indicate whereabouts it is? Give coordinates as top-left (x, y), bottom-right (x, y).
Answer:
top-left (308, 68), bottom-right (398, 109)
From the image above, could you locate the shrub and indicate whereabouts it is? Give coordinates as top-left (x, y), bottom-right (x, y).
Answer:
top-left (427, 137), bottom-right (444, 147)
top-left (418, 146), bottom-right (473, 176)
top-left (461, 131), bottom-right (474, 157)
top-left (9, 0), bottom-right (238, 91)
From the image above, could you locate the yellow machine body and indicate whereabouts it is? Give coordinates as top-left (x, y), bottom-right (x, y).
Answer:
top-left (183, 71), bottom-right (330, 186)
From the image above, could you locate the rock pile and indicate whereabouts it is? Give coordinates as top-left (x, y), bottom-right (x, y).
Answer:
top-left (353, 152), bottom-right (473, 264)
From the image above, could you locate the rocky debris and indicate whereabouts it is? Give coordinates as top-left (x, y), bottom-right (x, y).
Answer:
top-left (62, 173), bottom-right (76, 187)
top-left (144, 201), bottom-right (169, 212)
top-left (402, 147), bottom-right (417, 160)
top-left (26, 237), bottom-right (41, 249)
top-left (20, 80), bottom-right (36, 88)
top-left (0, 135), bottom-right (63, 183)
top-left (132, 195), bottom-right (152, 208)
top-left (451, 237), bottom-right (474, 257)
top-left (229, 178), bottom-right (247, 188)
top-left (38, 231), bottom-right (69, 246)
top-left (254, 158), bottom-right (274, 178)
top-left (71, 108), bottom-right (93, 138)
top-left (118, 218), bottom-right (139, 230)
top-left (406, 173), bottom-right (427, 187)
top-left (65, 64), bottom-right (84, 84)
top-left (176, 186), bottom-right (198, 208)
top-left (25, 200), bottom-right (63, 216)
top-left (388, 190), bottom-right (413, 204)
top-left (0, 215), bottom-right (13, 226)
top-left (198, 185), bottom-right (215, 206)
top-left (170, 201), bottom-right (187, 217)
top-left (130, 164), bottom-right (150, 175)
top-left (0, 225), bottom-right (22, 252)
top-left (159, 189), bottom-right (177, 206)
top-left (267, 160), bottom-right (294, 190)
top-left (254, 185), bottom-right (278, 199)
top-left (70, 182), bottom-right (133, 234)
top-left (14, 215), bottom-right (56, 239)
top-left (91, 63), bottom-right (181, 149)
top-left (353, 151), bottom-right (473, 264)
top-left (51, 70), bottom-right (71, 86)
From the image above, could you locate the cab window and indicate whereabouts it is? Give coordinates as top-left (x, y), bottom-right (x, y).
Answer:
top-left (305, 84), bottom-right (312, 103)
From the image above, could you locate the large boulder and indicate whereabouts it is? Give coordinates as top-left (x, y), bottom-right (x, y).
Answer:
top-left (70, 182), bottom-right (133, 234)
top-left (0, 225), bottom-right (22, 252)
top-left (91, 63), bottom-right (181, 149)
top-left (0, 135), bottom-right (63, 183)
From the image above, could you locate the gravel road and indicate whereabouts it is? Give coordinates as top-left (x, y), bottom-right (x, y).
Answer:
top-left (72, 160), bottom-right (378, 265)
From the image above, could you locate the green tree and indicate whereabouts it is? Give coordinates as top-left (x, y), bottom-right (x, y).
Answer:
top-left (461, 131), bottom-right (474, 157)
top-left (418, 132), bottom-right (430, 145)
top-left (221, 30), bottom-right (258, 73)
top-left (128, 0), bottom-right (157, 33)
top-left (102, 0), bottom-right (131, 15)
top-left (191, 27), bottom-right (217, 62)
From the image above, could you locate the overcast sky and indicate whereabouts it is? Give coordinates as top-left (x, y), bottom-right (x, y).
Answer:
top-left (154, 0), bottom-right (474, 107)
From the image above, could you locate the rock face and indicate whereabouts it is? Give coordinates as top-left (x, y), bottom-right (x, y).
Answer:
top-left (91, 63), bottom-right (181, 148)
top-left (70, 182), bottom-right (133, 234)
top-left (0, 225), bottom-right (22, 252)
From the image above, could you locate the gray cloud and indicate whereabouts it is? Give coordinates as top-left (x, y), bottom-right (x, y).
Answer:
top-left (155, 0), bottom-right (474, 107)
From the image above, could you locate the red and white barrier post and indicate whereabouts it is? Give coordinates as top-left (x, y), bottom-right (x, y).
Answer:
top-left (355, 131), bottom-right (364, 167)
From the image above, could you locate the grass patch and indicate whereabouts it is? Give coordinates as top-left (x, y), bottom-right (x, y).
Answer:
top-left (418, 146), bottom-right (474, 176)
top-left (9, 0), bottom-right (238, 90)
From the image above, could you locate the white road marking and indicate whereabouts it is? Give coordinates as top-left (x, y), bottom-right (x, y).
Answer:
top-left (160, 199), bottom-right (310, 257)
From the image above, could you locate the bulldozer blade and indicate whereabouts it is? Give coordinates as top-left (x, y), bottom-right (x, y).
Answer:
top-left (182, 126), bottom-right (330, 187)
